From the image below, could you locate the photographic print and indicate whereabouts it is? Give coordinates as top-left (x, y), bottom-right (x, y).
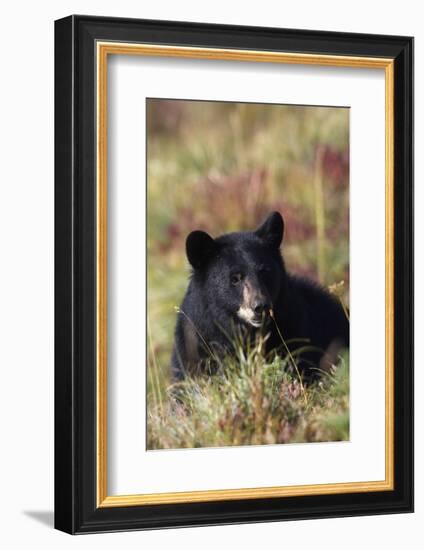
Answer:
top-left (146, 99), bottom-right (350, 450)
top-left (55, 17), bottom-right (413, 533)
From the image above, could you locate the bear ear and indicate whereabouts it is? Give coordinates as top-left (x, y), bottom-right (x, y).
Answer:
top-left (186, 230), bottom-right (217, 269)
top-left (255, 211), bottom-right (284, 248)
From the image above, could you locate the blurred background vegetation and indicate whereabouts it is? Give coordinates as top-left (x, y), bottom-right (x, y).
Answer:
top-left (146, 99), bottom-right (349, 448)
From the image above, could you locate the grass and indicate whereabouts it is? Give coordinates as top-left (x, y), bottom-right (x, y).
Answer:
top-left (147, 336), bottom-right (349, 449)
top-left (146, 99), bottom-right (350, 449)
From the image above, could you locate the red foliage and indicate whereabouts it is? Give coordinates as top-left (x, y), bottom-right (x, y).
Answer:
top-left (321, 145), bottom-right (349, 186)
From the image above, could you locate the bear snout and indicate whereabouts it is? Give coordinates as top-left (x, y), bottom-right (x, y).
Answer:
top-left (252, 300), bottom-right (270, 316)
top-left (237, 279), bottom-right (271, 327)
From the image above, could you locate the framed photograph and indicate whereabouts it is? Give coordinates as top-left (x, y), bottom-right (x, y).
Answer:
top-left (54, 15), bottom-right (413, 534)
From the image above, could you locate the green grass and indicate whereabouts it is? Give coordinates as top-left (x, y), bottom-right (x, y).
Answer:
top-left (147, 338), bottom-right (349, 449)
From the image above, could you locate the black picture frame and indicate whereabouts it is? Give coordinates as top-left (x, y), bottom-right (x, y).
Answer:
top-left (55, 14), bottom-right (414, 534)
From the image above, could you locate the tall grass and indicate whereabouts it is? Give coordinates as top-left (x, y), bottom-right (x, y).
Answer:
top-left (314, 144), bottom-right (327, 282)
top-left (147, 336), bottom-right (349, 449)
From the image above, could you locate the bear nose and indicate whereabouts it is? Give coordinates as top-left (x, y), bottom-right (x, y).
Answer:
top-left (253, 301), bottom-right (269, 316)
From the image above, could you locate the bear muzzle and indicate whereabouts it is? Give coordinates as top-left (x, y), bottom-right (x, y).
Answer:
top-left (237, 280), bottom-right (271, 327)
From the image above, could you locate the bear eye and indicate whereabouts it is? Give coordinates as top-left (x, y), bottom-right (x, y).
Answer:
top-left (230, 273), bottom-right (243, 285)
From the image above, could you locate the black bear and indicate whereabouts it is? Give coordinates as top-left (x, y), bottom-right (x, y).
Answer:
top-left (171, 212), bottom-right (349, 381)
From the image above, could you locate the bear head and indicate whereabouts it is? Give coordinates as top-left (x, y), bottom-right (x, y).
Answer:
top-left (185, 212), bottom-right (286, 328)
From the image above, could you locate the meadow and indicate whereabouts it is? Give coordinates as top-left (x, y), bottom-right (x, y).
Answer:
top-left (146, 99), bottom-right (350, 449)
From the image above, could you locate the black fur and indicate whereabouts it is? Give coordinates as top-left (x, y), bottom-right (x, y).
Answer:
top-left (171, 212), bottom-right (349, 381)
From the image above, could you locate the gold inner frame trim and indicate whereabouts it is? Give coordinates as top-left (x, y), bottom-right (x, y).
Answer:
top-left (96, 41), bottom-right (395, 508)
